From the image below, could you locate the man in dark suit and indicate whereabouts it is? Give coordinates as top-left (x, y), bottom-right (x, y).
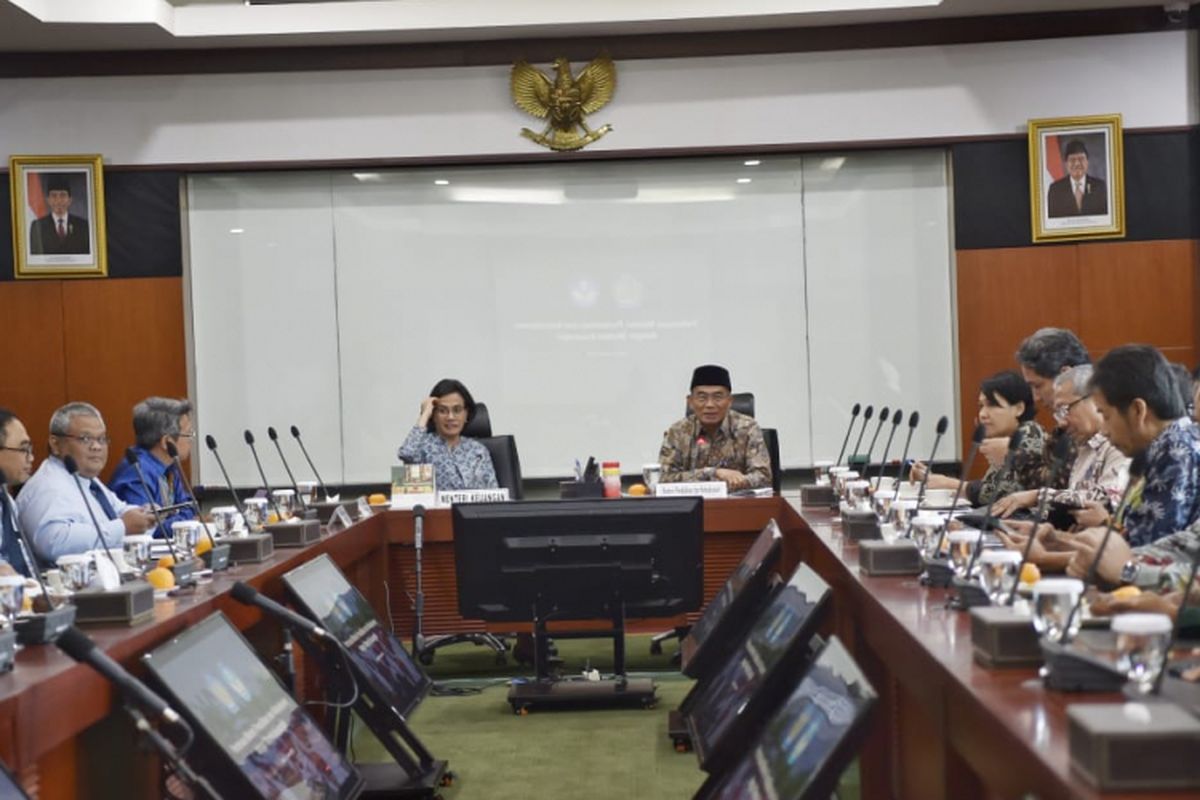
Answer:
top-left (1046, 139), bottom-right (1108, 218)
top-left (0, 409), bottom-right (35, 576)
top-left (28, 174), bottom-right (90, 255)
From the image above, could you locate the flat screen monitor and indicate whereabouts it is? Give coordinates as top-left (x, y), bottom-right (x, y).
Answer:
top-left (687, 563), bottom-right (831, 772)
top-left (695, 636), bottom-right (877, 800)
top-left (143, 612), bottom-right (363, 800)
top-left (452, 497), bottom-right (704, 622)
top-left (283, 553), bottom-right (431, 717)
top-left (682, 519), bottom-right (784, 680)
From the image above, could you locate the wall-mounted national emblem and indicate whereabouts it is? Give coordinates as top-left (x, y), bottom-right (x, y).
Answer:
top-left (510, 55), bottom-right (617, 151)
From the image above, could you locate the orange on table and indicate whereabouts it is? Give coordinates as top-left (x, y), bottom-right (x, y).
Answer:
top-left (194, 536), bottom-right (213, 557)
top-left (628, 484), bottom-right (649, 496)
top-left (146, 567), bottom-right (176, 590)
top-left (157, 554), bottom-right (175, 569)
top-left (368, 493), bottom-right (388, 505)
top-left (1019, 563), bottom-right (1041, 585)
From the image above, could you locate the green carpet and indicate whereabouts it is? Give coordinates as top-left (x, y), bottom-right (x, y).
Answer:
top-left (350, 635), bottom-right (858, 799)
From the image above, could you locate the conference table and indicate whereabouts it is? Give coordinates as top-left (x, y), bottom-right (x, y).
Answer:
top-left (0, 495), bottom-right (1190, 799)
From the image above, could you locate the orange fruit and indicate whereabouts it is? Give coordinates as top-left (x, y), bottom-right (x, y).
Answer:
top-left (368, 493), bottom-right (388, 505)
top-left (1111, 585), bottom-right (1142, 600)
top-left (146, 567), bottom-right (176, 590)
top-left (157, 554), bottom-right (176, 569)
top-left (1019, 563), bottom-right (1041, 585)
top-left (629, 484), bottom-right (648, 496)
top-left (194, 536), bottom-right (213, 557)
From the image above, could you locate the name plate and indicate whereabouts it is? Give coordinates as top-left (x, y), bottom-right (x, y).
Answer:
top-left (437, 488), bottom-right (511, 506)
top-left (391, 492), bottom-right (436, 510)
top-left (655, 482), bottom-right (728, 499)
top-left (327, 504), bottom-right (354, 533)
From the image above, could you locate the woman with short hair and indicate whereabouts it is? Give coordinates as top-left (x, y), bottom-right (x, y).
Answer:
top-left (397, 379), bottom-right (498, 491)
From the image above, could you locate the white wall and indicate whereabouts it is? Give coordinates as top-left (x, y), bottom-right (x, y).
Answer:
top-left (0, 31), bottom-right (1192, 165)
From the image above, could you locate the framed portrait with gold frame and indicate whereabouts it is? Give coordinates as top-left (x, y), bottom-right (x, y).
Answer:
top-left (9, 154), bottom-right (107, 279)
top-left (1028, 115), bottom-right (1124, 243)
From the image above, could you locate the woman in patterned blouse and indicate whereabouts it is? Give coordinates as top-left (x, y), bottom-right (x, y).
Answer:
top-left (911, 370), bottom-right (1046, 506)
top-left (397, 379), bottom-right (498, 491)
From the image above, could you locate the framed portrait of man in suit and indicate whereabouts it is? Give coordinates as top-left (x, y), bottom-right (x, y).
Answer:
top-left (1028, 115), bottom-right (1124, 243)
top-left (8, 154), bottom-right (107, 278)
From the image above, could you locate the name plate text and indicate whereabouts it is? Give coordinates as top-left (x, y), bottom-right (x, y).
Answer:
top-left (655, 482), bottom-right (728, 499)
top-left (437, 488), bottom-right (511, 506)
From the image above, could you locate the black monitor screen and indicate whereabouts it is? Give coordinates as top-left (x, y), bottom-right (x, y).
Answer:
top-left (700, 637), bottom-right (876, 800)
top-left (283, 553), bottom-right (431, 717)
top-left (143, 613), bottom-right (362, 800)
top-left (683, 520), bottom-right (783, 678)
top-left (452, 498), bottom-right (704, 622)
top-left (688, 563), bottom-right (830, 765)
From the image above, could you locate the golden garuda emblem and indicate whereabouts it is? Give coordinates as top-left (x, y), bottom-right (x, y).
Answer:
top-left (510, 55), bottom-right (617, 152)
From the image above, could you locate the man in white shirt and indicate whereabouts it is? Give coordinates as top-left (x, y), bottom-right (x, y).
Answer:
top-left (16, 402), bottom-right (155, 565)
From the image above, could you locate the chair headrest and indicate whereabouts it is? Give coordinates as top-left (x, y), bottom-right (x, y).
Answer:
top-left (462, 402), bottom-right (492, 437)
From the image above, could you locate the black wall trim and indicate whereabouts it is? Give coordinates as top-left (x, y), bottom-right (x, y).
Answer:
top-left (952, 128), bottom-right (1200, 250)
top-left (0, 171), bottom-right (182, 281)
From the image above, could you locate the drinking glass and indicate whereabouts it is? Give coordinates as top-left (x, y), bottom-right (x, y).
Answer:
top-left (909, 512), bottom-right (946, 558)
top-left (642, 464), bottom-right (662, 493)
top-left (1112, 613), bottom-right (1173, 694)
top-left (172, 520), bottom-right (203, 559)
top-left (977, 549), bottom-right (1022, 603)
top-left (0, 576), bottom-right (24, 628)
top-left (813, 460), bottom-right (835, 487)
top-left (243, 498), bottom-right (269, 529)
top-left (272, 489), bottom-right (296, 521)
top-left (947, 529), bottom-right (983, 578)
top-left (56, 554), bottom-right (94, 591)
top-left (846, 480), bottom-right (872, 512)
top-left (1031, 578), bottom-right (1085, 642)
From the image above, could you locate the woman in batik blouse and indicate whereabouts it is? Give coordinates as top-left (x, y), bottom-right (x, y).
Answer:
top-left (397, 379), bottom-right (498, 491)
top-left (911, 370), bottom-right (1046, 507)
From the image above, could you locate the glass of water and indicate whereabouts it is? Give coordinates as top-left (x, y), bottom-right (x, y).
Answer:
top-left (813, 460), bottom-right (834, 486)
top-left (977, 549), bottom-right (1022, 603)
top-left (1031, 578), bottom-right (1085, 642)
top-left (947, 529), bottom-right (983, 579)
top-left (1111, 613), bottom-right (1173, 694)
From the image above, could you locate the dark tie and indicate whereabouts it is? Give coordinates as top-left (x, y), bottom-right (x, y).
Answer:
top-left (56, 219), bottom-right (66, 239)
top-left (89, 480), bottom-right (118, 521)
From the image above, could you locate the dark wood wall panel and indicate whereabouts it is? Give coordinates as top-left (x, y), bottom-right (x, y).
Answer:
top-left (0, 282), bottom-right (66, 455)
top-left (60, 278), bottom-right (188, 476)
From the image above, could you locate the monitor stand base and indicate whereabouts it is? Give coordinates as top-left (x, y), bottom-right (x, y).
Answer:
top-left (507, 677), bottom-right (657, 714)
top-left (358, 760), bottom-right (451, 799)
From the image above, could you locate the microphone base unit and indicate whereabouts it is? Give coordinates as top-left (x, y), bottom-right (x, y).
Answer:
top-left (800, 484), bottom-right (835, 507)
top-left (970, 605), bottom-right (1041, 668)
top-left (1068, 701), bottom-right (1200, 791)
top-left (71, 581), bottom-right (156, 626)
top-left (310, 500), bottom-right (355, 524)
top-left (919, 556), bottom-right (955, 588)
top-left (842, 509), bottom-right (881, 541)
top-left (0, 628), bottom-right (16, 673)
top-left (222, 533), bottom-right (274, 564)
top-left (14, 605), bottom-right (77, 645)
top-left (1040, 637), bottom-right (1127, 693)
top-left (201, 542), bottom-right (232, 572)
top-left (263, 519), bottom-right (322, 548)
top-left (948, 576), bottom-right (991, 610)
top-left (858, 540), bottom-right (922, 576)
top-left (357, 759), bottom-right (450, 799)
top-left (169, 560), bottom-right (197, 588)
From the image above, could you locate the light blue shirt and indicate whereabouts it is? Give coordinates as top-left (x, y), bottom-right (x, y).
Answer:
top-left (16, 457), bottom-right (130, 565)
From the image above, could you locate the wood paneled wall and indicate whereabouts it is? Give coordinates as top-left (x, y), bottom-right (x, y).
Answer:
top-left (955, 239), bottom-right (1200, 461)
top-left (0, 277), bottom-right (188, 477)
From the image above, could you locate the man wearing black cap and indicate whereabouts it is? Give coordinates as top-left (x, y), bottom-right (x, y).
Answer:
top-left (29, 174), bottom-right (90, 255)
top-left (1046, 140), bottom-right (1108, 218)
top-left (658, 365), bottom-right (772, 490)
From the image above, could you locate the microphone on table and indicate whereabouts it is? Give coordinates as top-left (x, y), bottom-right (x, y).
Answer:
top-left (929, 423), bottom-right (987, 558)
top-left (1004, 432), bottom-right (1075, 607)
top-left (889, 412), bottom-right (921, 502)
top-left (203, 435), bottom-right (249, 519)
top-left (0, 474), bottom-right (52, 605)
top-left (56, 626), bottom-right (183, 726)
top-left (859, 406), bottom-right (890, 478)
top-left (243, 431), bottom-right (285, 523)
top-left (61, 455), bottom-right (125, 582)
top-left (163, 440), bottom-right (219, 551)
top-left (267, 427), bottom-right (306, 510)
top-left (412, 504), bottom-right (427, 655)
top-left (230, 581), bottom-right (329, 641)
top-left (847, 405), bottom-right (875, 468)
top-left (872, 409), bottom-right (904, 491)
top-left (123, 448), bottom-right (189, 567)
top-left (290, 425), bottom-right (334, 502)
top-left (833, 403), bottom-right (862, 468)
top-left (909, 415), bottom-right (949, 519)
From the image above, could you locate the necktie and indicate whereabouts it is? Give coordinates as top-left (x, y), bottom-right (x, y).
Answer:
top-left (89, 480), bottom-right (118, 521)
top-left (56, 219), bottom-right (66, 239)
top-left (1074, 184), bottom-right (1083, 211)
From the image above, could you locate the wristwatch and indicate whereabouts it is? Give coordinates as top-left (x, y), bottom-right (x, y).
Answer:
top-left (1119, 559), bottom-right (1141, 585)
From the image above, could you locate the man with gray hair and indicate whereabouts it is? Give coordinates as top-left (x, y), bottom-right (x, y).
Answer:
top-left (16, 402), bottom-right (155, 564)
top-left (110, 397), bottom-right (197, 538)
top-left (1012, 326), bottom-right (1092, 489)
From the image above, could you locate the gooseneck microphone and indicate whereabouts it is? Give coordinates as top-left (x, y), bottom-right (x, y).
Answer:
top-left (0, 475), bottom-right (51, 603)
top-left (872, 409), bottom-right (904, 490)
top-left (203, 435), bottom-right (248, 518)
top-left (56, 626), bottom-right (182, 725)
top-left (290, 425), bottom-right (333, 502)
top-left (833, 404), bottom-right (863, 468)
top-left (230, 581), bottom-right (328, 640)
top-left (912, 416), bottom-right (950, 511)
top-left (860, 406), bottom-right (890, 477)
top-left (267, 427), bottom-right (306, 510)
top-left (124, 449), bottom-right (189, 567)
top-left (62, 455), bottom-right (125, 579)
top-left (163, 440), bottom-right (219, 551)
top-left (848, 405), bottom-right (875, 466)
top-left (889, 412), bottom-right (922, 500)
top-left (243, 431), bottom-right (285, 522)
top-left (412, 504), bottom-right (427, 656)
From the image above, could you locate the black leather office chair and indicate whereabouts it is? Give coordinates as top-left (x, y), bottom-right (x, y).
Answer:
top-left (761, 427), bottom-right (782, 495)
top-left (462, 402), bottom-right (492, 438)
top-left (478, 435), bottom-right (524, 500)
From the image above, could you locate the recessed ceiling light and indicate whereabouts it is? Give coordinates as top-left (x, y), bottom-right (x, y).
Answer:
top-left (736, 178), bottom-right (752, 184)
top-left (743, 160), bottom-right (762, 167)
top-left (229, 228), bottom-right (245, 234)
top-left (434, 179), bottom-right (450, 186)
top-left (353, 172), bottom-right (383, 183)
